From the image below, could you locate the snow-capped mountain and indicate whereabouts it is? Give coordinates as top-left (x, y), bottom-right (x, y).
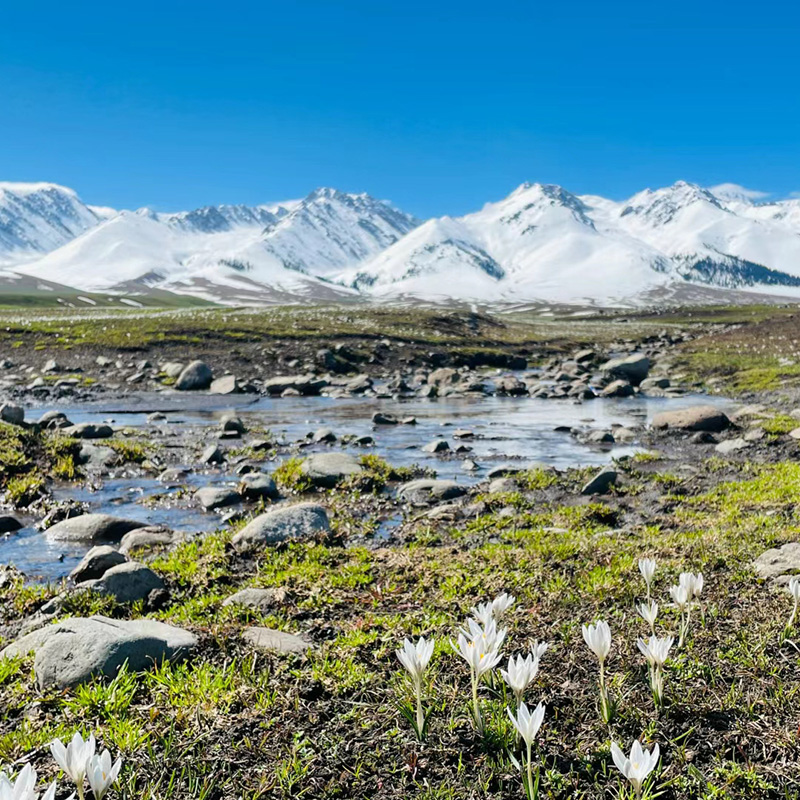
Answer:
top-left (13, 187), bottom-right (419, 303)
top-left (0, 182), bottom-right (109, 264)
top-left (2, 178), bottom-right (800, 307)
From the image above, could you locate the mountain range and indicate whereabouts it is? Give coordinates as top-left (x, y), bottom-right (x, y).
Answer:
top-left (2, 179), bottom-right (800, 307)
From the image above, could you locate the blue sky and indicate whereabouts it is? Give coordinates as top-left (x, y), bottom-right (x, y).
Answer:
top-left (1, 0), bottom-right (798, 218)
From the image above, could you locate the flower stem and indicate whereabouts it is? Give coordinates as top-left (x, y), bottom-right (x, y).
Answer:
top-left (471, 671), bottom-right (483, 733)
top-left (789, 599), bottom-right (798, 631)
top-left (526, 741), bottom-right (533, 800)
top-left (415, 682), bottom-right (424, 736)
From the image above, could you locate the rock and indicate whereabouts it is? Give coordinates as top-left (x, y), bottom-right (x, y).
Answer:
top-left (69, 546), bottom-right (128, 583)
top-left (46, 514), bottom-right (147, 543)
top-left (0, 515), bottom-right (23, 534)
top-left (574, 349), bottom-right (596, 363)
top-left (462, 459), bottom-right (480, 472)
top-left (147, 412), bottom-right (167, 423)
top-left (397, 479), bottom-right (467, 503)
top-left (581, 467), bottom-right (617, 495)
top-left (601, 380), bottom-right (634, 398)
top-left (63, 423), bottom-right (114, 439)
top-left (346, 375), bottom-right (373, 393)
top-left (753, 542), bottom-right (800, 586)
top-left (372, 412), bottom-right (398, 425)
top-left (422, 439), bottom-right (450, 454)
top-left (95, 356), bottom-right (113, 367)
top-left (219, 414), bottom-right (245, 434)
top-left (76, 444), bottom-right (118, 468)
top-left (238, 473), bottom-right (280, 501)
top-left (201, 445), bottom-right (225, 464)
top-left (222, 587), bottom-right (288, 611)
top-left (486, 465), bottom-right (523, 479)
top-left (0, 615), bottom-right (197, 689)
top-left (39, 410), bottom-right (72, 429)
top-left (489, 477), bottom-right (518, 493)
top-left (162, 362), bottom-right (185, 379)
top-left (42, 359), bottom-right (61, 374)
top-left (600, 353), bottom-right (650, 386)
top-left (242, 627), bottom-right (312, 654)
top-left (158, 467), bottom-right (190, 483)
top-left (691, 431), bottom-right (718, 444)
top-left (264, 374), bottom-right (327, 396)
top-left (209, 375), bottom-right (240, 395)
top-left (354, 435), bottom-right (374, 446)
top-left (640, 377), bottom-right (671, 391)
top-left (453, 429), bottom-right (474, 439)
top-left (86, 561), bottom-right (165, 603)
top-left (0, 403), bottom-right (24, 425)
top-left (651, 405), bottom-right (731, 432)
top-left (175, 360), bottom-right (213, 391)
top-left (428, 368), bottom-right (460, 387)
top-left (789, 427), bottom-right (800, 439)
top-left (586, 430), bottom-right (615, 444)
top-left (300, 453), bottom-right (362, 488)
top-left (119, 528), bottom-right (179, 557)
top-left (495, 376), bottom-right (528, 396)
top-left (231, 503), bottom-right (330, 551)
top-left (715, 437), bottom-right (749, 455)
top-left (196, 487), bottom-right (241, 510)
top-left (312, 427), bottom-right (336, 443)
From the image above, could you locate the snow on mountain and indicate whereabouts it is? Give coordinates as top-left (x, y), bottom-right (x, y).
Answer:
top-left (14, 187), bottom-right (417, 303)
top-left (5, 178), bottom-right (800, 307)
top-left (344, 183), bottom-right (675, 303)
top-left (613, 181), bottom-right (800, 289)
top-left (0, 182), bottom-right (106, 264)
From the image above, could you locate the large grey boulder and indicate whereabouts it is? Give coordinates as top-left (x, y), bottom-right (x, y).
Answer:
top-left (63, 423), bottom-right (114, 439)
top-left (299, 453), bottom-right (362, 488)
top-left (119, 528), bottom-right (180, 557)
top-left (196, 486), bottom-right (241, 510)
top-left (85, 562), bottom-right (165, 604)
top-left (397, 479), bottom-right (467, 503)
top-left (652, 405), bottom-right (731, 432)
top-left (222, 587), bottom-right (288, 611)
top-left (0, 615), bottom-right (197, 689)
top-left (238, 473), bottom-right (280, 501)
top-left (69, 546), bottom-right (128, 583)
top-left (242, 626), bottom-right (312, 654)
top-left (0, 515), bottom-right (22, 534)
top-left (46, 514), bottom-right (147, 543)
top-left (231, 503), bottom-right (330, 551)
top-left (0, 403), bottom-right (24, 426)
top-left (209, 375), bottom-right (240, 395)
top-left (581, 467), bottom-right (617, 495)
top-left (175, 360), bottom-right (213, 391)
top-left (753, 542), bottom-right (800, 588)
top-left (601, 354), bottom-right (650, 386)
top-left (39, 410), bottom-right (72, 429)
top-left (264, 374), bottom-right (327, 396)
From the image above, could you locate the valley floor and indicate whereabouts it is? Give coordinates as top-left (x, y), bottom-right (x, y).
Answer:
top-left (0, 303), bottom-right (799, 799)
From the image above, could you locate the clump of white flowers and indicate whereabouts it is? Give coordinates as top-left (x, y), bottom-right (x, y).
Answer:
top-left (396, 636), bottom-right (435, 741)
top-left (611, 739), bottom-right (660, 799)
top-left (637, 634), bottom-right (674, 707)
top-left (454, 621), bottom-right (505, 733)
top-left (670, 571), bottom-right (703, 648)
top-left (582, 620), bottom-right (613, 722)
top-left (500, 653), bottom-right (540, 711)
top-left (50, 732), bottom-right (121, 800)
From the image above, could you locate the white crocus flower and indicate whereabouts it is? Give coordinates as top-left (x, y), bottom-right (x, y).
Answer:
top-left (491, 592), bottom-right (516, 619)
top-left (787, 576), bottom-right (800, 630)
top-left (459, 617), bottom-right (507, 654)
top-left (637, 601), bottom-right (659, 635)
top-left (396, 636), bottom-right (435, 735)
top-left (51, 732), bottom-right (96, 798)
top-left (610, 739), bottom-right (660, 799)
top-left (582, 621), bottom-right (611, 664)
top-left (85, 751), bottom-right (121, 800)
top-left (0, 765), bottom-right (59, 800)
top-left (500, 653), bottom-right (539, 708)
top-left (582, 621), bottom-right (613, 722)
top-left (507, 702), bottom-right (545, 796)
top-left (453, 632), bottom-right (503, 732)
top-left (637, 634), bottom-right (674, 706)
top-left (530, 640), bottom-right (550, 661)
top-left (670, 582), bottom-right (692, 647)
top-left (470, 601), bottom-right (495, 626)
top-left (639, 558), bottom-right (657, 601)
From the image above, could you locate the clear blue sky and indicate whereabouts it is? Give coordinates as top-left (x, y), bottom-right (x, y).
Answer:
top-left (1, 0), bottom-right (798, 218)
